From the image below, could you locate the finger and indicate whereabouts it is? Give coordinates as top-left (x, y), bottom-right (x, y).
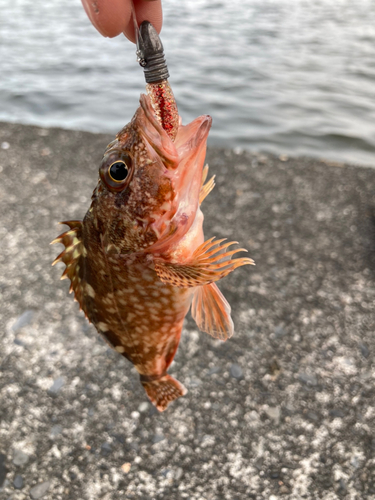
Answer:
top-left (123, 0), bottom-right (163, 43)
top-left (81, 0), bottom-right (132, 38)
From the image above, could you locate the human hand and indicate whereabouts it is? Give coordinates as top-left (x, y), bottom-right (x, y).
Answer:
top-left (81, 0), bottom-right (162, 42)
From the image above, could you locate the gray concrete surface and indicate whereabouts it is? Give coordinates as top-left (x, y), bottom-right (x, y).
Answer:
top-left (0, 121), bottom-right (375, 500)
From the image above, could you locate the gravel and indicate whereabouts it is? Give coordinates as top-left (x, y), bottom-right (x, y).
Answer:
top-left (11, 311), bottom-right (34, 333)
top-left (0, 455), bottom-right (7, 489)
top-left (230, 364), bottom-right (243, 379)
top-left (12, 450), bottom-right (29, 467)
top-left (0, 121), bottom-right (375, 499)
top-left (47, 377), bottom-right (65, 398)
top-left (13, 475), bottom-right (23, 490)
top-left (29, 481), bottom-right (51, 499)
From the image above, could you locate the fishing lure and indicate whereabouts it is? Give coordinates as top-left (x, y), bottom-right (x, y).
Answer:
top-left (52, 21), bottom-right (254, 411)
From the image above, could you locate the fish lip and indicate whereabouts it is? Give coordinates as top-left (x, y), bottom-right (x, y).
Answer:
top-left (174, 114), bottom-right (212, 155)
top-left (145, 114), bottom-right (212, 255)
top-left (193, 115), bottom-right (212, 144)
top-left (173, 114), bottom-right (212, 177)
top-left (137, 94), bottom-right (180, 170)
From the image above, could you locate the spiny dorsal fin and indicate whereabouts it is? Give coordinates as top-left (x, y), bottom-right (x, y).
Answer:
top-left (199, 164), bottom-right (215, 204)
top-left (51, 221), bottom-right (88, 317)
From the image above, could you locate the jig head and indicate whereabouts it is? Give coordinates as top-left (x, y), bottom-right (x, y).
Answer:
top-left (137, 21), bottom-right (170, 83)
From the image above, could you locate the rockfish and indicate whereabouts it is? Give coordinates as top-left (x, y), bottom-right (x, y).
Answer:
top-left (52, 22), bottom-right (254, 411)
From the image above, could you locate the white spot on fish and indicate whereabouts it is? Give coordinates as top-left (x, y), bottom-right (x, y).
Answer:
top-left (142, 272), bottom-right (154, 282)
top-left (159, 201), bottom-right (171, 212)
top-left (97, 322), bottom-right (109, 332)
top-left (134, 364), bottom-right (145, 374)
top-left (106, 244), bottom-right (121, 254)
top-left (85, 283), bottom-right (95, 298)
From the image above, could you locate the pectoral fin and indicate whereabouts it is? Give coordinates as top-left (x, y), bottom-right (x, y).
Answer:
top-left (154, 237), bottom-right (254, 288)
top-left (191, 283), bottom-right (234, 341)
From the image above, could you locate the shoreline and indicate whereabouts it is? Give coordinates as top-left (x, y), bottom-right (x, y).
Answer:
top-left (1, 119), bottom-right (374, 171)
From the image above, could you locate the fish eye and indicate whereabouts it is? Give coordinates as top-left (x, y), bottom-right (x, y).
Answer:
top-left (108, 161), bottom-right (129, 182)
top-left (99, 151), bottom-right (133, 191)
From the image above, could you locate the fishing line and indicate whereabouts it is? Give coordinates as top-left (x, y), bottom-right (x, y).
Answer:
top-left (129, 0), bottom-right (147, 67)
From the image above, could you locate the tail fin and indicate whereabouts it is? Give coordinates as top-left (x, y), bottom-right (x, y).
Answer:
top-left (141, 374), bottom-right (187, 411)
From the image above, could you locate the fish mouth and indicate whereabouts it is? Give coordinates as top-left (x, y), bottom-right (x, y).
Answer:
top-left (136, 95), bottom-right (212, 254)
top-left (171, 113), bottom-right (212, 217)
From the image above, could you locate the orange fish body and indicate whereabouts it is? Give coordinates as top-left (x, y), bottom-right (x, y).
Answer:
top-left (53, 85), bottom-right (253, 411)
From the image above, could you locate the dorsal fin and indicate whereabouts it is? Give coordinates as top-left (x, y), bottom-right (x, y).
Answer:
top-left (51, 221), bottom-right (88, 318)
top-left (199, 164), bottom-right (215, 204)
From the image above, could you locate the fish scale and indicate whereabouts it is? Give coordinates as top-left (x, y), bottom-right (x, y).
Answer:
top-left (93, 259), bottom-right (192, 369)
top-left (52, 21), bottom-right (254, 411)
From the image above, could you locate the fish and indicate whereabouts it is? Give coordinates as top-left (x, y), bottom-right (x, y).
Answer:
top-left (52, 21), bottom-right (254, 411)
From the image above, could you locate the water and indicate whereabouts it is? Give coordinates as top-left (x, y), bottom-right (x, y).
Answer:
top-left (1, 0), bottom-right (375, 166)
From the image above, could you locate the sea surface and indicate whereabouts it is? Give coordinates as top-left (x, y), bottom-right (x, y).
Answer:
top-left (1, 0), bottom-right (375, 166)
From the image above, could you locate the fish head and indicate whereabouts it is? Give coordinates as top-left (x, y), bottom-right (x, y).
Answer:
top-left (88, 94), bottom-right (212, 255)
